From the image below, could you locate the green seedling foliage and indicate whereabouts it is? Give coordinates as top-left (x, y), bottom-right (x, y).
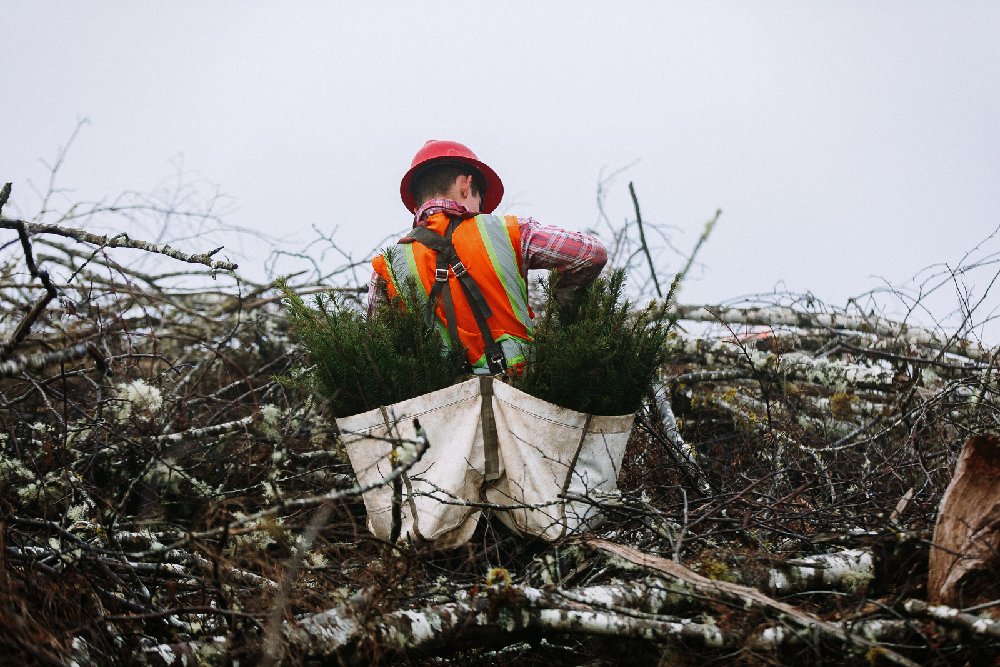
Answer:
top-left (513, 268), bottom-right (673, 416)
top-left (278, 266), bottom-right (466, 418)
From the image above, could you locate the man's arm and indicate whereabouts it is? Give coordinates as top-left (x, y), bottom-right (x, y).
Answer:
top-left (518, 217), bottom-right (607, 285)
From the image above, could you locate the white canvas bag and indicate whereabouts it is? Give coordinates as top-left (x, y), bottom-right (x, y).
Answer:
top-left (339, 378), bottom-right (634, 546)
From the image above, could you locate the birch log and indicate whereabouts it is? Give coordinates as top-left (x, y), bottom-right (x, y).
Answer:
top-left (928, 434), bottom-right (1000, 607)
top-left (669, 304), bottom-right (992, 363)
top-left (583, 539), bottom-right (920, 667)
top-left (768, 549), bottom-right (875, 595)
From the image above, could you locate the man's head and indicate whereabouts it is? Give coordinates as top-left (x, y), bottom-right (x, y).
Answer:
top-left (400, 140), bottom-right (504, 214)
top-left (411, 162), bottom-right (487, 213)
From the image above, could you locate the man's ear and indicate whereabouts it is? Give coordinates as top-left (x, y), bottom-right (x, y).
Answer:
top-left (457, 174), bottom-right (473, 199)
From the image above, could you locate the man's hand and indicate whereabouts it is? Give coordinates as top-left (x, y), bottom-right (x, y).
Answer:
top-left (553, 285), bottom-right (578, 307)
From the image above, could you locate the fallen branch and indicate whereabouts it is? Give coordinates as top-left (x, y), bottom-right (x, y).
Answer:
top-left (0, 218), bottom-right (238, 271)
top-left (582, 539), bottom-right (921, 667)
top-left (767, 548), bottom-right (875, 595)
top-left (669, 304), bottom-right (993, 363)
top-left (903, 599), bottom-right (1000, 640)
top-left (0, 342), bottom-right (107, 379)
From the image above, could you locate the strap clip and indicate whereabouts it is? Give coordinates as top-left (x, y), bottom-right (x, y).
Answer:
top-left (452, 261), bottom-right (467, 278)
top-left (434, 268), bottom-right (449, 282)
top-left (490, 352), bottom-right (507, 371)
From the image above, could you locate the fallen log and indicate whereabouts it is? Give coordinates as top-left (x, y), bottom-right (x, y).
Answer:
top-left (904, 599), bottom-right (1000, 641)
top-left (928, 434), bottom-right (1000, 607)
top-left (767, 548), bottom-right (875, 595)
top-left (668, 304), bottom-right (993, 363)
top-left (582, 539), bottom-right (921, 667)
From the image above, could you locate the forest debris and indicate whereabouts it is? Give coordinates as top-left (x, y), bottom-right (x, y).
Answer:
top-left (904, 599), bottom-right (1000, 640)
top-left (0, 342), bottom-right (106, 379)
top-left (2, 173), bottom-right (998, 665)
top-left (928, 434), bottom-right (1000, 607)
top-left (890, 487), bottom-right (915, 524)
top-left (281, 582), bottom-right (734, 661)
top-left (672, 332), bottom-right (896, 389)
top-left (582, 539), bottom-right (921, 667)
top-left (767, 548), bottom-right (874, 594)
top-left (669, 304), bottom-right (993, 362)
top-left (0, 219), bottom-right (238, 271)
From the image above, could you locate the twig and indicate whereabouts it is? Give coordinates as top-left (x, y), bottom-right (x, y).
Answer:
top-left (628, 182), bottom-right (661, 298)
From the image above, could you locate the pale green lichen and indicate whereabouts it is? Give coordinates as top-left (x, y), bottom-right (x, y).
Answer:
top-left (115, 380), bottom-right (163, 421)
top-left (841, 566), bottom-right (874, 593)
top-left (0, 453), bottom-right (36, 483)
top-left (148, 460), bottom-right (213, 498)
top-left (259, 404), bottom-right (283, 439)
top-left (229, 512), bottom-right (286, 553)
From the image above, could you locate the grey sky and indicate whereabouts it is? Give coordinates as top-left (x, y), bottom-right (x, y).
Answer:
top-left (3, 3), bottom-right (998, 334)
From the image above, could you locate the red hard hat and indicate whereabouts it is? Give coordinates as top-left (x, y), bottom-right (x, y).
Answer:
top-left (400, 140), bottom-right (504, 214)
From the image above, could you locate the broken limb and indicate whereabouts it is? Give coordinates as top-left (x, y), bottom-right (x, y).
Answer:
top-left (667, 304), bottom-right (993, 363)
top-left (0, 342), bottom-right (106, 379)
top-left (903, 599), bottom-right (1000, 641)
top-left (767, 548), bottom-right (875, 595)
top-left (582, 539), bottom-right (922, 667)
top-left (0, 218), bottom-right (238, 271)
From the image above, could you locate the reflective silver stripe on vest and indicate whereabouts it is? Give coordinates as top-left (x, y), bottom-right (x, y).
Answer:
top-left (385, 244), bottom-right (452, 347)
top-left (470, 337), bottom-right (530, 375)
top-left (388, 245), bottom-right (417, 295)
top-left (475, 214), bottom-right (533, 334)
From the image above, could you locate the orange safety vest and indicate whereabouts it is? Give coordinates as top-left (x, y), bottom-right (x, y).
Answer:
top-left (372, 212), bottom-right (534, 373)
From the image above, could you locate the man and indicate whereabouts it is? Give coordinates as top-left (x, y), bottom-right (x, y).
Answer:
top-left (369, 140), bottom-right (607, 374)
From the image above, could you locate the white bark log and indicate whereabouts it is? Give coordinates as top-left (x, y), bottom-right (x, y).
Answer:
top-left (127, 577), bottom-right (924, 665)
top-left (904, 599), bottom-right (1000, 640)
top-left (768, 549), bottom-right (875, 595)
top-left (668, 304), bottom-right (993, 363)
top-left (583, 539), bottom-right (920, 667)
top-left (671, 332), bottom-right (896, 389)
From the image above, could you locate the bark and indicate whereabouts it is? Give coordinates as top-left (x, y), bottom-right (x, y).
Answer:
top-left (130, 578), bottom-right (922, 665)
top-left (671, 332), bottom-right (896, 389)
top-left (928, 434), bottom-right (1000, 607)
top-left (767, 548), bottom-right (875, 595)
top-left (904, 599), bottom-right (1000, 640)
top-left (582, 539), bottom-right (920, 667)
top-left (0, 218), bottom-right (238, 271)
top-left (655, 391), bottom-right (711, 493)
top-left (668, 304), bottom-right (992, 363)
top-left (0, 342), bottom-right (107, 379)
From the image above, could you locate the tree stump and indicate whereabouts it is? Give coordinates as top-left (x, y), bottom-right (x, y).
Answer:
top-left (928, 434), bottom-right (1000, 607)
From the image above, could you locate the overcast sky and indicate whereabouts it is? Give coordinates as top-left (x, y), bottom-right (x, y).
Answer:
top-left (3, 3), bottom-right (998, 334)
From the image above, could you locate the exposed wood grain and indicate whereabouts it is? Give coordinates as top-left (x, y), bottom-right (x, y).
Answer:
top-left (928, 434), bottom-right (1000, 607)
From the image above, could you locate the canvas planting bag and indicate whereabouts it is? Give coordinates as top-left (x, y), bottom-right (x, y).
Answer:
top-left (339, 377), bottom-right (634, 547)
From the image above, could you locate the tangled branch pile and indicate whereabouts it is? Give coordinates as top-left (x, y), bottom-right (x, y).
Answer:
top-left (1, 174), bottom-right (999, 667)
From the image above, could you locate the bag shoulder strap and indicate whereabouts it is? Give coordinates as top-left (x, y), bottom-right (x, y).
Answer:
top-left (409, 220), bottom-right (507, 374)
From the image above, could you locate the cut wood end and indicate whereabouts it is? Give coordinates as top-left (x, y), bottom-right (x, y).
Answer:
top-left (929, 433), bottom-right (1000, 607)
top-left (961, 434), bottom-right (1000, 478)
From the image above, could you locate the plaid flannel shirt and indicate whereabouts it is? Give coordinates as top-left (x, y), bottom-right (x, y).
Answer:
top-left (366, 199), bottom-right (607, 317)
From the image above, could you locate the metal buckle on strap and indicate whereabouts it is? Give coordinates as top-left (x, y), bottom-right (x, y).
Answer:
top-left (434, 268), bottom-right (449, 282)
top-left (452, 262), bottom-right (467, 278)
top-left (490, 353), bottom-right (507, 370)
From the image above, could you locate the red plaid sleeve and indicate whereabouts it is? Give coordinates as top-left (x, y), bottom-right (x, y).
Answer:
top-left (518, 217), bottom-right (607, 285)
